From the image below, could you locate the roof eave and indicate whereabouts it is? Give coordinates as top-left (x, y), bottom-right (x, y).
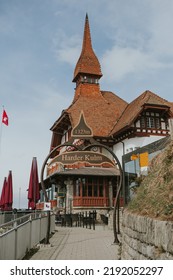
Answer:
top-left (50, 111), bottom-right (69, 131)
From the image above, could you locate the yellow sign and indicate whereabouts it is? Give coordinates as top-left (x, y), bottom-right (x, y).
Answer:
top-left (131, 154), bottom-right (139, 160)
top-left (139, 152), bottom-right (149, 167)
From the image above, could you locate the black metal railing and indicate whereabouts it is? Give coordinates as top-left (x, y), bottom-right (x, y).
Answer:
top-left (56, 210), bottom-right (97, 230)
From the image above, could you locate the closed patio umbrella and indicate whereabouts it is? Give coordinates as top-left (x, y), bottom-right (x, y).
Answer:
top-left (4, 170), bottom-right (13, 211)
top-left (0, 177), bottom-right (7, 211)
top-left (27, 157), bottom-right (40, 210)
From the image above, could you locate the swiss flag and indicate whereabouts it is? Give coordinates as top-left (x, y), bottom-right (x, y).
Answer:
top-left (2, 110), bottom-right (9, 126)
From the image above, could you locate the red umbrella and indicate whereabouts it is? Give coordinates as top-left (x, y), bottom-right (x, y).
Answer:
top-left (27, 157), bottom-right (40, 210)
top-left (0, 177), bottom-right (7, 211)
top-left (5, 170), bottom-right (13, 211)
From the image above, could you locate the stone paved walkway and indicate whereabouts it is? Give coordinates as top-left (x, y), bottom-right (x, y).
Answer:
top-left (30, 225), bottom-right (120, 260)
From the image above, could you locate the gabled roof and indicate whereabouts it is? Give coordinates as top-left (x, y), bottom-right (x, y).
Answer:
top-left (66, 90), bottom-right (127, 137)
top-left (51, 90), bottom-right (127, 138)
top-left (73, 14), bottom-right (102, 82)
top-left (110, 90), bottom-right (172, 136)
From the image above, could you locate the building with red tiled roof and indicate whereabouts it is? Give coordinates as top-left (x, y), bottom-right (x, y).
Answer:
top-left (50, 14), bottom-right (128, 152)
top-left (111, 90), bottom-right (172, 139)
top-left (39, 15), bottom-right (173, 215)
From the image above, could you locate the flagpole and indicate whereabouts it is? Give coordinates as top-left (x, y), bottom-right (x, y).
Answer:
top-left (0, 106), bottom-right (9, 157)
top-left (0, 107), bottom-right (4, 157)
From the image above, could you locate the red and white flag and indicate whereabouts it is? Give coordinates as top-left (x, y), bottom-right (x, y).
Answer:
top-left (2, 109), bottom-right (9, 126)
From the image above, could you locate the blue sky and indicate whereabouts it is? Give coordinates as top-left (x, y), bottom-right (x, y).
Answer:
top-left (0, 0), bottom-right (173, 208)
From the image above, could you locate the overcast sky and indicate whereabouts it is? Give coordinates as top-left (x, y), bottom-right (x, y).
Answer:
top-left (0, 0), bottom-right (173, 209)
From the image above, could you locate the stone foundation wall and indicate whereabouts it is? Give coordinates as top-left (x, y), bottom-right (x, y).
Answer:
top-left (121, 210), bottom-right (173, 260)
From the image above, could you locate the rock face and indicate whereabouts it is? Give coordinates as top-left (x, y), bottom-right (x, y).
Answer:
top-left (121, 210), bottom-right (173, 260)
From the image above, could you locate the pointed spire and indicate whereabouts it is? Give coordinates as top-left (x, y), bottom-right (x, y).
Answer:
top-left (73, 14), bottom-right (102, 82)
top-left (82, 13), bottom-right (93, 56)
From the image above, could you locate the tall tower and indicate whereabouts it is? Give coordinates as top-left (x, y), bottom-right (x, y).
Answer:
top-left (72, 14), bottom-right (103, 101)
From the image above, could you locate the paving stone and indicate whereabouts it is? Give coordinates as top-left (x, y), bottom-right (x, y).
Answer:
top-left (30, 225), bottom-right (120, 260)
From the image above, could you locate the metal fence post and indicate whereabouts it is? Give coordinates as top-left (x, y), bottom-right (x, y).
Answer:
top-left (14, 221), bottom-right (17, 260)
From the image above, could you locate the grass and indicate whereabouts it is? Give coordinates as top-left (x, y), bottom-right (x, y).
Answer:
top-left (127, 141), bottom-right (173, 221)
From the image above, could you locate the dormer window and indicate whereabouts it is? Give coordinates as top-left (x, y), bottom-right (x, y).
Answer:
top-left (140, 111), bottom-right (161, 129)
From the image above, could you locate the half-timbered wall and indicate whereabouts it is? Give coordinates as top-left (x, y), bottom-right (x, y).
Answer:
top-left (134, 110), bottom-right (169, 136)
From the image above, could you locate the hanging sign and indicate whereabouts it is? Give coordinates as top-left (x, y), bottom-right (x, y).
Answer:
top-left (58, 192), bottom-right (66, 197)
top-left (49, 151), bottom-right (115, 167)
top-left (44, 202), bottom-right (51, 211)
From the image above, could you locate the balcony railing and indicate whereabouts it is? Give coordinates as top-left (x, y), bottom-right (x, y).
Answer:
top-left (73, 196), bottom-right (109, 207)
top-left (36, 199), bottom-right (57, 210)
top-left (73, 196), bottom-right (124, 207)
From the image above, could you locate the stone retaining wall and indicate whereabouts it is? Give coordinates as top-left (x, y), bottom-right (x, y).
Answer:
top-left (121, 210), bottom-right (173, 260)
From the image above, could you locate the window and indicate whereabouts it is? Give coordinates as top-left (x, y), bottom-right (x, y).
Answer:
top-left (88, 185), bottom-right (92, 196)
top-left (99, 185), bottom-right (103, 197)
top-left (82, 185), bottom-right (87, 196)
top-left (141, 116), bottom-right (145, 128)
top-left (74, 179), bottom-right (81, 196)
top-left (155, 118), bottom-right (160, 129)
top-left (74, 177), bottom-right (108, 197)
top-left (146, 117), bottom-right (155, 128)
top-left (140, 112), bottom-right (161, 129)
top-left (112, 177), bottom-right (119, 198)
top-left (81, 75), bottom-right (98, 84)
top-left (94, 185), bottom-right (98, 196)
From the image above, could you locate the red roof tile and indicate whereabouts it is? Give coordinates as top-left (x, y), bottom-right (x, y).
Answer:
top-left (66, 87), bottom-right (127, 137)
top-left (110, 90), bottom-right (173, 135)
top-left (73, 14), bottom-right (102, 82)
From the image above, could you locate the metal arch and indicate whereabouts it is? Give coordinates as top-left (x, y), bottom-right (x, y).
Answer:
top-left (40, 142), bottom-right (122, 244)
top-left (83, 143), bottom-right (123, 244)
top-left (40, 143), bottom-right (80, 244)
top-left (40, 143), bottom-right (80, 202)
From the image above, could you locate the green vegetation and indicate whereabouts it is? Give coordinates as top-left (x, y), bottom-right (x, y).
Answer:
top-left (127, 141), bottom-right (173, 220)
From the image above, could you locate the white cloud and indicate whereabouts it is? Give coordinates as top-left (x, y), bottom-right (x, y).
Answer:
top-left (148, 3), bottom-right (173, 56)
top-left (56, 46), bottom-right (80, 66)
top-left (100, 0), bottom-right (173, 83)
top-left (53, 31), bottom-right (81, 66)
top-left (101, 46), bottom-right (166, 82)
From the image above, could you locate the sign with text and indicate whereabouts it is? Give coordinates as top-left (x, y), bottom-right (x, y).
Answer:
top-left (71, 111), bottom-right (93, 138)
top-left (49, 151), bottom-right (115, 167)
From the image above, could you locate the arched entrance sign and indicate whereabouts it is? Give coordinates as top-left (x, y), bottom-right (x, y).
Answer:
top-left (40, 142), bottom-right (122, 244)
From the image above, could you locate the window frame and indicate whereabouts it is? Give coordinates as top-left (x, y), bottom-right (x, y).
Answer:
top-left (140, 111), bottom-right (161, 129)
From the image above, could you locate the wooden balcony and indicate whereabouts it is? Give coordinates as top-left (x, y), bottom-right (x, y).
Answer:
top-left (73, 196), bottom-right (109, 207)
top-left (36, 199), bottom-right (57, 210)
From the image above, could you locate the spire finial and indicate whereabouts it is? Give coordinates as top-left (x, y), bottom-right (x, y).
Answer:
top-left (72, 14), bottom-right (102, 82)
